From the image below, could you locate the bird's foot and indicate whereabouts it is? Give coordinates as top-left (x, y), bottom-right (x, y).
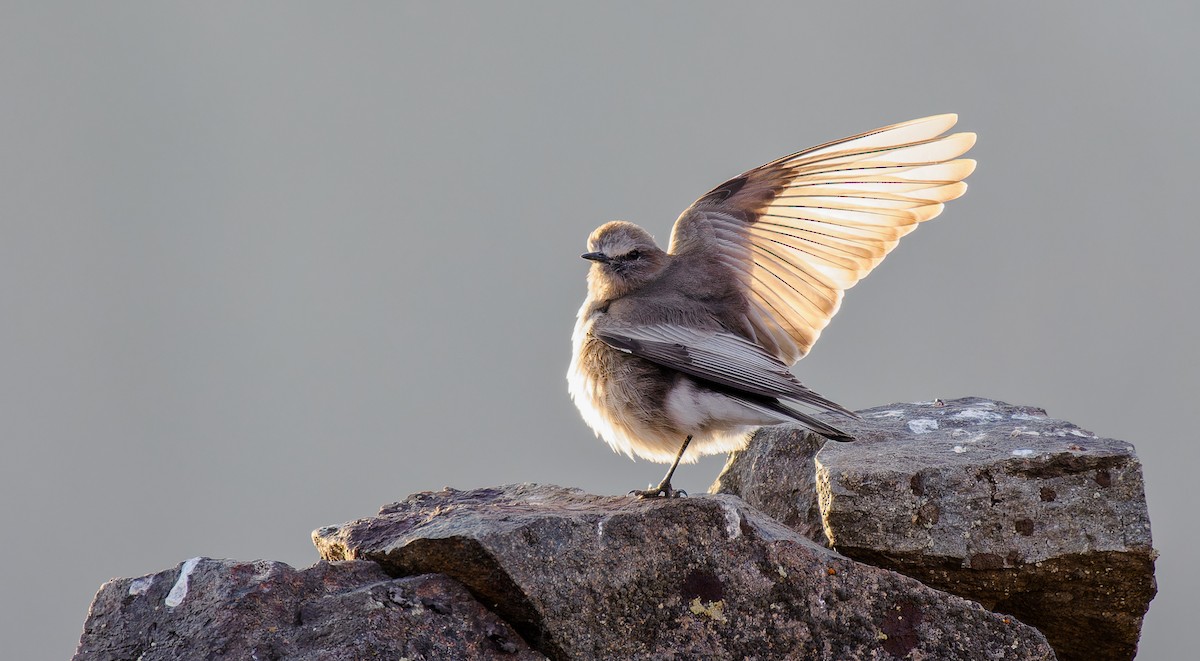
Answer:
top-left (630, 482), bottom-right (687, 499)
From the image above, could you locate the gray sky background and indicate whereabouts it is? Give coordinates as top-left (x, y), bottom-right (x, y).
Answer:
top-left (2, 3), bottom-right (1195, 659)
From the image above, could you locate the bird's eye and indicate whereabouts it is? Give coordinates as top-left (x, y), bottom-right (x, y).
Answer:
top-left (626, 250), bottom-right (641, 261)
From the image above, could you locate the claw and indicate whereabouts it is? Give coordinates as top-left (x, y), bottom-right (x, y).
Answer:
top-left (631, 483), bottom-right (687, 499)
top-left (630, 435), bottom-right (693, 499)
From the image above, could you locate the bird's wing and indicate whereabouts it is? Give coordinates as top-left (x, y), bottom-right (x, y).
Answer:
top-left (667, 114), bottom-right (975, 364)
top-left (593, 322), bottom-right (854, 417)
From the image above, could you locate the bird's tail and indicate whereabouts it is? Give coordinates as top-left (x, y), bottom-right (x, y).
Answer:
top-left (732, 396), bottom-right (855, 442)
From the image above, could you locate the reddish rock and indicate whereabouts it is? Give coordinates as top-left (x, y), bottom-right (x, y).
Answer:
top-left (73, 558), bottom-right (542, 661)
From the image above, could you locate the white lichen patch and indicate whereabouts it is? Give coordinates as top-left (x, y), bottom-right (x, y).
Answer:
top-left (953, 446), bottom-right (968, 454)
top-left (1012, 449), bottom-right (1036, 457)
top-left (247, 560), bottom-right (276, 585)
top-left (719, 499), bottom-right (742, 540)
top-left (950, 409), bottom-right (1003, 423)
top-left (128, 576), bottom-right (155, 596)
top-left (907, 419), bottom-right (939, 434)
top-left (1011, 413), bottom-right (1043, 421)
top-left (165, 557), bottom-right (202, 608)
top-left (866, 409), bottom-right (904, 419)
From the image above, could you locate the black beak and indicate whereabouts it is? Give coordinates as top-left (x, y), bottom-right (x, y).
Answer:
top-left (580, 252), bottom-right (610, 263)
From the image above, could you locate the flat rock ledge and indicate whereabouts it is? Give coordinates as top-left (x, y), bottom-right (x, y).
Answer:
top-left (313, 484), bottom-right (1053, 660)
top-left (712, 397), bottom-right (1156, 661)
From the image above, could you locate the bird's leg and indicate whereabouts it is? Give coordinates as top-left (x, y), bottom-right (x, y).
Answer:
top-left (632, 436), bottom-right (691, 499)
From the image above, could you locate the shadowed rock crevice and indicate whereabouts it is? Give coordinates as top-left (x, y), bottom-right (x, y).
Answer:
top-left (398, 538), bottom-right (543, 635)
top-left (321, 517), bottom-right (570, 658)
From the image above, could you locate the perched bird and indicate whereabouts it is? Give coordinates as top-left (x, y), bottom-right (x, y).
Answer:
top-left (568, 115), bottom-right (976, 497)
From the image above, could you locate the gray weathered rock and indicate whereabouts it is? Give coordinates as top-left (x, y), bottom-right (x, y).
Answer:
top-left (73, 558), bottom-right (543, 661)
top-left (711, 422), bottom-right (833, 546)
top-left (713, 397), bottom-right (1156, 661)
top-left (314, 483), bottom-right (1055, 660)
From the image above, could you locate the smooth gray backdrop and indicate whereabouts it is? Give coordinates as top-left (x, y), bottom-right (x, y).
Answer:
top-left (3, 3), bottom-right (1194, 659)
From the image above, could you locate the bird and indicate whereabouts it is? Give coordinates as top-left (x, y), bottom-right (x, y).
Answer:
top-left (568, 114), bottom-right (976, 497)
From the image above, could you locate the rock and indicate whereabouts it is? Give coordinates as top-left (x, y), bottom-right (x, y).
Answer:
top-left (314, 483), bottom-right (1055, 660)
top-left (712, 397), bottom-right (1156, 661)
top-left (73, 558), bottom-right (543, 661)
top-left (710, 421), bottom-right (833, 546)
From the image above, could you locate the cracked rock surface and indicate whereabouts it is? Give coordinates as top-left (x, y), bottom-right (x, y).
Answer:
top-left (713, 397), bottom-right (1156, 661)
top-left (314, 483), bottom-right (1053, 660)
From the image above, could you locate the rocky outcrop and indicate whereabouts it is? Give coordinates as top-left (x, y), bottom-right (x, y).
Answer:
top-left (73, 558), bottom-right (543, 661)
top-left (713, 397), bottom-right (1156, 661)
top-left (313, 484), bottom-right (1053, 660)
top-left (73, 397), bottom-right (1155, 660)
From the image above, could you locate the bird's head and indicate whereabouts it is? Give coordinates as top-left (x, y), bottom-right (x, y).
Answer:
top-left (581, 221), bottom-right (668, 300)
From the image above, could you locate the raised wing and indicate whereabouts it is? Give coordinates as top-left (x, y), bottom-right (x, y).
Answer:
top-left (593, 322), bottom-right (854, 418)
top-left (667, 114), bottom-right (976, 364)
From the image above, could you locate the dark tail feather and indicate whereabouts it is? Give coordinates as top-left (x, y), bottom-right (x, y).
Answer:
top-left (787, 408), bottom-right (855, 442)
top-left (737, 396), bottom-right (856, 442)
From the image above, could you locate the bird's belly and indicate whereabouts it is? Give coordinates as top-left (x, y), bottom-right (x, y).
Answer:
top-left (569, 327), bottom-right (764, 463)
top-left (569, 331), bottom-right (680, 462)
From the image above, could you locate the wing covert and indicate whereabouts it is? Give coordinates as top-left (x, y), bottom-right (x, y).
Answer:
top-left (594, 323), bottom-right (855, 417)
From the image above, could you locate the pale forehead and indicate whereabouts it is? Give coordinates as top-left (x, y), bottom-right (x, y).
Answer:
top-left (588, 221), bottom-right (652, 253)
